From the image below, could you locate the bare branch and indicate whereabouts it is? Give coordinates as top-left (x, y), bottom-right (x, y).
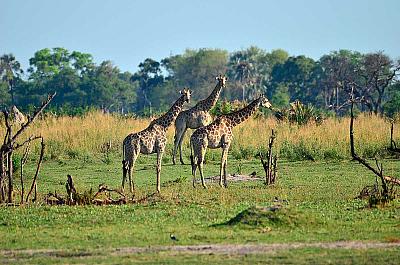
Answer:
top-left (20, 142), bottom-right (30, 204)
top-left (25, 137), bottom-right (45, 203)
top-left (12, 92), bottom-right (56, 144)
top-left (13, 135), bottom-right (43, 151)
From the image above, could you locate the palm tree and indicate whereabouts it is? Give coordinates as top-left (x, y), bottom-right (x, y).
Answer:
top-left (228, 52), bottom-right (254, 101)
top-left (0, 54), bottom-right (24, 105)
top-left (228, 47), bottom-right (269, 101)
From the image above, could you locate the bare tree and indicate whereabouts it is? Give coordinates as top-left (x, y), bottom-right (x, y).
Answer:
top-left (0, 93), bottom-right (55, 204)
top-left (354, 53), bottom-right (400, 114)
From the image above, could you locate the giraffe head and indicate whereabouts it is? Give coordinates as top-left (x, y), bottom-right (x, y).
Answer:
top-left (180, 87), bottom-right (192, 103)
top-left (215, 75), bottom-right (228, 88)
top-left (258, 94), bottom-right (272, 109)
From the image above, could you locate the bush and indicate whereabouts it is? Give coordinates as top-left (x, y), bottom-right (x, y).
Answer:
top-left (280, 140), bottom-right (320, 161)
top-left (210, 100), bottom-right (232, 116)
top-left (274, 100), bottom-right (323, 126)
top-left (231, 145), bottom-right (255, 160)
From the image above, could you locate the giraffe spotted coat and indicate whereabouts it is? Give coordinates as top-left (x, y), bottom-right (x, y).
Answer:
top-left (190, 95), bottom-right (272, 188)
top-left (172, 75), bottom-right (227, 165)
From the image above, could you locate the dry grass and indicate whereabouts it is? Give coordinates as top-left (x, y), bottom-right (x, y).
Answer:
top-left (231, 114), bottom-right (398, 159)
top-left (2, 111), bottom-right (398, 160)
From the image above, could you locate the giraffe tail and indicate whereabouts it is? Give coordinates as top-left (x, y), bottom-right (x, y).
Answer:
top-left (122, 139), bottom-right (128, 177)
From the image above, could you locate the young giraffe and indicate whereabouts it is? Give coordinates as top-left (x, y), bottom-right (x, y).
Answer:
top-left (172, 75), bottom-right (227, 165)
top-left (190, 95), bottom-right (272, 188)
top-left (122, 88), bottom-right (191, 193)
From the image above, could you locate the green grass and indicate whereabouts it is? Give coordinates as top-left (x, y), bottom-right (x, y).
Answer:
top-left (1, 155), bottom-right (399, 264)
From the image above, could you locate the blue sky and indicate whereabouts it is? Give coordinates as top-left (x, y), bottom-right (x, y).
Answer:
top-left (1, 0), bottom-right (399, 73)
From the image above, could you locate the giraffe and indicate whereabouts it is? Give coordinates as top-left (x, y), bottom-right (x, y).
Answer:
top-left (190, 95), bottom-right (272, 188)
top-left (172, 75), bottom-right (227, 165)
top-left (122, 88), bottom-right (191, 193)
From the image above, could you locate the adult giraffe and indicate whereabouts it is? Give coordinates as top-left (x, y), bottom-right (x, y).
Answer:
top-left (122, 88), bottom-right (191, 193)
top-left (172, 75), bottom-right (227, 165)
top-left (190, 95), bottom-right (272, 188)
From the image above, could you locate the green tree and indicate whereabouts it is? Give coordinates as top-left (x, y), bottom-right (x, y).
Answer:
top-left (162, 49), bottom-right (228, 103)
top-left (28, 48), bottom-right (71, 80)
top-left (270, 55), bottom-right (317, 104)
top-left (318, 50), bottom-right (361, 110)
top-left (228, 46), bottom-right (266, 101)
top-left (228, 47), bottom-right (289, 102)
top-left (131, 58), bottom-right (164, 113)
top-left (0, 53), bottom-right (24, 105)
top-left (355, 53), bottom-right (400, 114)
top-left (384, 82), bottom-right (400, 117)
top-left (69, 51), bottom-right (95, 75)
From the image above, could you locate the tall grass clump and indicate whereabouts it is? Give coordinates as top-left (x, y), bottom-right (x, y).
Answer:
top-left (1, 111), bottom-right (397, 161)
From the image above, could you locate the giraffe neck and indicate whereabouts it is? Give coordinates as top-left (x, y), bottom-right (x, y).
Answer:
top-left (226, 98), bottom-right (261, 127)
top-left (152, 95), bottom-right (186, 129)
top-left (196, 83), bottom-right (223, 111)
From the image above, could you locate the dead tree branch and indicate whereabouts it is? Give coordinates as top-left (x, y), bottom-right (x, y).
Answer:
top-left (349, 88), bottom-right (399, 204)
top-left (0, 92), bottom-right (55, 204)
top-left (11, 93), bottom-right (56, 144)
top-left (20, 142), bottom-right (30, 204)
top-left (260, 129), bottom-right (278, 185)
top-left (25, 137), bottom-right (45, 203)
top-left (66, 174), bottom-right (77, 204)
top-left (389, 122), bottom-right (400, 154)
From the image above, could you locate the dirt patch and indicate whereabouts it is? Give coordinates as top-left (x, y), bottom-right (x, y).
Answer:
top-left (112, 242), bottom-right (400, 255)
top-left (197, 174), bottom-right (264, 183)
top-left (2, 241), bottom-right (400, 259)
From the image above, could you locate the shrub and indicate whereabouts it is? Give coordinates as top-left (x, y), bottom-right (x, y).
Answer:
top-left (274, 100), bottom-right (323, 126)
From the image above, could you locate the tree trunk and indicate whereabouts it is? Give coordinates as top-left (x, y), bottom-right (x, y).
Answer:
top-left (7, 152), bottom-right (13, 203)
top-left (0, 154), bottom-right (5, 203)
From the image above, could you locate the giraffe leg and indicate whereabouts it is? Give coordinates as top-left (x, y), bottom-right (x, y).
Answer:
top-left (219, 147), bottom-right (229, 187)
top-left (128, 153), bottom-right (138, 193)
top-left (122, 160), bottom-right (128, 192)
top-left (173, 119), bottom-right (186, 165)
top-left (191, 156), bottom-right (198, 188)
top-left (198, 146), bottom-right (207, 189)
top-left (223, 149), bottom-right (228, 188)
top-left (156, 149), bottom-right (163, 193)
top-left (127, 145), bottom-right (139, 193)
top-left (190, 138), bottom-right (198, 188)
top-left (178, 127), bottom-right (188, 165)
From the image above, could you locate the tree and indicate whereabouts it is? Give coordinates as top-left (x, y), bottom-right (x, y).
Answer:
top-left (228, 47), bottom-right (289, 102)
top-left (28, 48), bottom-right (71, 80)
top-left (0, 54), bottom-right (24, 105)
top-left (131, 58), bottom-right (164, 113)
top-left (82, 60), bottom-right (137, 112)
top-left (228, 46), bottom-right (265, 101)
top-left (69, 51), bottom-right (95, 76)
top-left (384, 82), bottom-right (400, 117)
top-left (355, 52), bottom-right (400, 114)
top-left (270, 55), bottom-right (317, 104)
top-left (162, 49), bottom-right (228, 103)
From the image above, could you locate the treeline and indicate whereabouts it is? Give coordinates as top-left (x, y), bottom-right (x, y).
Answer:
top-left (0, 47), bottom-right (399, 116)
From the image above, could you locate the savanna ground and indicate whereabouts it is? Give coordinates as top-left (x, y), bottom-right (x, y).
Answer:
top-left (0, 113), bottom-right (399, 264)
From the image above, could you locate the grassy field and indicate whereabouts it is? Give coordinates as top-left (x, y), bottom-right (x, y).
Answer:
top-left (0, 113), bottom-right (399, 263)
top-left (0, 155), bottom-right (399, 264)
top-left (5, 111), bottom-right (399, 161)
